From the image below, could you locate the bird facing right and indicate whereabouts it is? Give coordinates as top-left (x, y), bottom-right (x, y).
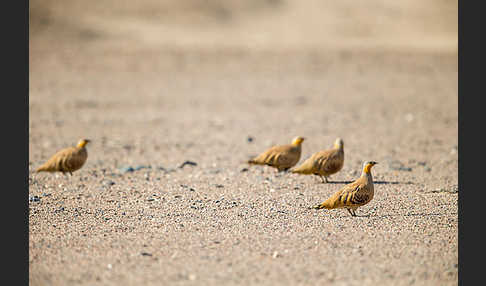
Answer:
top-left (312, 161), bottom-right (377, 217)
top-left (35, 139), bottom-right (91, 176)
top-left (247, 136), bottom-right (305, 172)
top-left (291, 137), bottom-right (344, 183)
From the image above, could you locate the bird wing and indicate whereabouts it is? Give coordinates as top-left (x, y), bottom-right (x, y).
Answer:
top-left (43, 147), bottom-right (87, 172)
top-left (38, 147), bottom-right (76, 171)
top-left (64, 148), bottom-right (87, 171)
top-left (322, 177), bottom-right (369, 209)
top-left (314, 149), bottom-right (337, 171)
top-left (255, 145), bottom-right (291, 165)
top-left (274, 150), bottom-right (298, 168)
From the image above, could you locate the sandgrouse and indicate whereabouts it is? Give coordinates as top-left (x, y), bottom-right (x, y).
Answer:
top-left (291, 137), bottom-right (344, 183)
top-left (36, 139), bottom-right (90, 176)
top-left (248, 136), bottom-right (305, 172)
top-left (312, 161), bottom-right (377, 216)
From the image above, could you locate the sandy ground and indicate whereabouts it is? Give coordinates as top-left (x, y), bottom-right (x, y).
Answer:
top-left (29, 1), bottom-right (458, 285)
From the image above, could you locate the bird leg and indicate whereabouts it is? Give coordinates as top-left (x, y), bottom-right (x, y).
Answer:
top-left (318, 175), bottom-right (329, 183)
top-left (346, 208), bottom-right (354, 216)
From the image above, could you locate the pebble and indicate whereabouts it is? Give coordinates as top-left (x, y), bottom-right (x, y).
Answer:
top-left (119, 166), bottom-right (134, 174)
top-left (29, 195), bottom-right (41, 203)
top-left (272, 251), bottom-right (280, 258)
top-left (102, 180), bottom-right (116, 187)
top-left (179, 161), bottom-right (198, 169)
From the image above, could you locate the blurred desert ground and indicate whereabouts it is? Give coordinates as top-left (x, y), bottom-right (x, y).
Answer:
top-left (29, 1), bottom-right (458, 285)
top-left (30, 0), bottom-right (457, 52)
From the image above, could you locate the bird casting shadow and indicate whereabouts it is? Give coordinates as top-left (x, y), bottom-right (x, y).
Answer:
top-left (370, 212), bottom-right (456, 218)
top-left (329, 212), bottom-right (454, 219)
top-left (324, 180), bottom-right (413, 185)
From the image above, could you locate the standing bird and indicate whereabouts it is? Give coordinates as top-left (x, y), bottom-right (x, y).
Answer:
top-left (312, 161), bottom-right (377, 217)
top-left (291, 137), bottom-right (344, 183)
top-left (248, 136), bottom-right (305, 172)
top-left (35, 139), bottom-right (91, 176)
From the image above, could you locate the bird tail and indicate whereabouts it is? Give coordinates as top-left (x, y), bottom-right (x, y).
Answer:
top-left (35, 166), bottom-right (46, 173)
top-left (290, 163), bottom-right (312, 174)
top-left (247, 159), bottom-right (262, 165)
top-left (290, 168), bottom-right (305, 174)
top-left (35, 164), bottom-right (52, 173)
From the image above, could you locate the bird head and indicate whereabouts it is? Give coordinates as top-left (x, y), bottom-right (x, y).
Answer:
top-left (291, 136), bottom-right (305, 146)
top-left (362, 161), bottom-right (378, 174)
top-left (77, 139), bottom-right (91, 148)
top-left (334, 138), bottom-right (344, 149)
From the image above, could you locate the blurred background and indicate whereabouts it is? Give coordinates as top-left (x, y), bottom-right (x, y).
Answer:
top-left (30, 0), bottom-right (456, 53)
top-left (29, 0), bottom-right (458, 180)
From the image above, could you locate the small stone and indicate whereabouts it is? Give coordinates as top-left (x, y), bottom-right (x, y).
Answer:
top-left (119, 166), bottom-right (134, 174)
top-left (272, 251), bottom-right (280, 258)
top-left (103, 180), bottom-right (115, 186)
top-left (179, 161), bottom-right (197, 169)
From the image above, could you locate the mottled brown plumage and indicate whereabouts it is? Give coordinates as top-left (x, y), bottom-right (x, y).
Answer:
top-left (248, 136), bottom-right (305, 171)
top-left (312, 161), bottom-right (377, 216)
top-left (291, 138), bottom-right (344, 183)
top-left (36, 139), bottom-right (90, 175)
